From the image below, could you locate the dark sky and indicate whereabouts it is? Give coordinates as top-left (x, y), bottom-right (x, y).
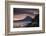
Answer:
top-left (13, 8), bottom-right (39, 15)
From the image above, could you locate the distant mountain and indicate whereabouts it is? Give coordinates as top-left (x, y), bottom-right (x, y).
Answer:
top-left (14, 16), bottom-right (32, 22)
top-left (22, 16), bottom-right (32, 21)
top-left (13, 16), bottom-right (32, 27)
top-left (13, 15), bottom-right (39, 28)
